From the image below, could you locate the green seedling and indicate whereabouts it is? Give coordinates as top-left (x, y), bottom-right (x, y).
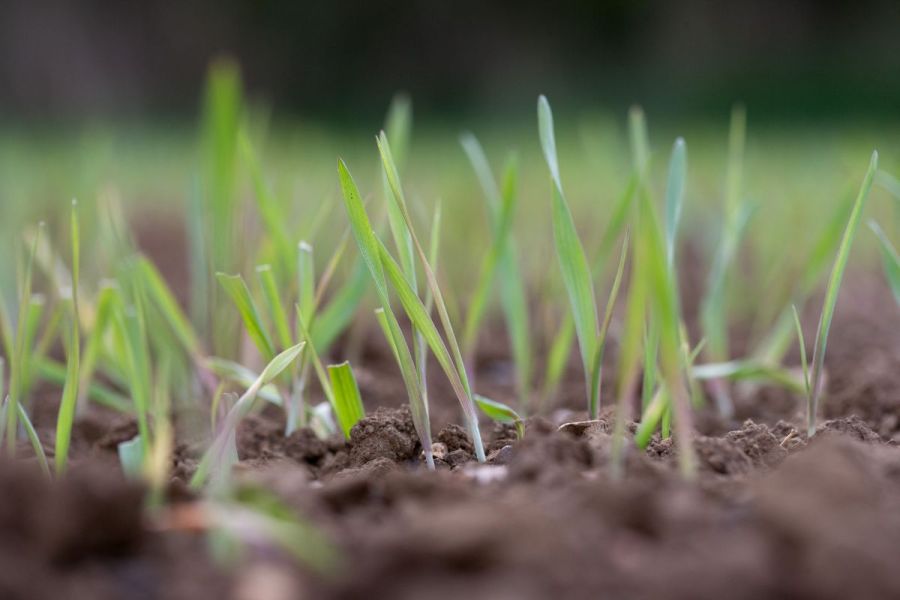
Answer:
top-left (376, 132), bottom-right (488, 461)
top-left (55, 200), bottom-right (81, 474)
top-left (474, 394), bottom-right (525, 439)
top-left (700, 106), bottom-right (751, 417)
top-left (196, 59), bottom-right (243, 356)
top-left (803, 151), bottom-right (878, 437)
top-left (538, 95), bottom-right (604, 419)
top-left (539, 178), bottom-right (635, 408)
top-left (339, 160), bottom-right (439, 468)
top-left (4, 223), bottom-right (43, 456)
top-left (192, 342), bottom-right (305, 489)
top-left (461, 134), bottom-right (533, 412)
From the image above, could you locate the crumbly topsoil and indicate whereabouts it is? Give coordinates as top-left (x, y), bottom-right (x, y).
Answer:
top-left (3, 230), bottom-right (899, 599)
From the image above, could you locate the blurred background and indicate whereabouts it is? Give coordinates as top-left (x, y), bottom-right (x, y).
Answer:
top-left (1, 0), bottom-right (898, 298)
top-left (3, 0), bottom-right (900, 122)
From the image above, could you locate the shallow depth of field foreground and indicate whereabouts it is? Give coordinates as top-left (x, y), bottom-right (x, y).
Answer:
top-left (3, 6), bottom-right (900, 599)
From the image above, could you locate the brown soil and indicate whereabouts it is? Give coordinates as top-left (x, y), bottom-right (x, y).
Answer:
top-left (3, 231), bottom-right (900, 599)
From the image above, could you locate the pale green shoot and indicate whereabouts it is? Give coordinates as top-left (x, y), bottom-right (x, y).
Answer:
top-left (792, 305), bottom-right (811, 398)
top-left (753, 196), bottom-right (854, 364)
top-left (55, 200), bottom-right (81, 474)
top-left (216, 272), bottom-right (276, 361)
top-left (241, 132), bottom-right (294, 279)
top-left (474, 394), bottom-right (524, 439)
top-left (6, 222), bottom-right (43, 456)
top-left (17, 401), bottom-right (49, 476)
top-left (376, 133), bottom-right (486, 461)
top-left (139, 257), bottom-right (202, 359)
top-left (327, 362), bottom-right (366, 438)
top-left (539, 176), bottom-right (636, 407)
top-left (200, 60), bottom-right (243, 356)
top-left (538, 95), bottom-right (602, 418)
top-left (807, 151), bottom-right (878, 437)
top-left (338, 160), bottom-right (434, 469)
top-left (192, 342), bottom-right (305, 489)
top-left (461, 134), bottom-right (533, 411)
top-left (297, 242), bottom-right (316, 330)
top-left (461, 155), bottom-right (518, 372)
top-left (700, 105), bottom-right (749, 417)
top-left (256, 265), bottom-right (292, 350)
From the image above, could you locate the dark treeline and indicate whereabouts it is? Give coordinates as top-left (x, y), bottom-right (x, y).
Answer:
top-left (2, 0), bottom-right (899, 121)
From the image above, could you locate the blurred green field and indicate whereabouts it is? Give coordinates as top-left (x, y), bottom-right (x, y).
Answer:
top-left (2, 110), bottom-right (898, 312)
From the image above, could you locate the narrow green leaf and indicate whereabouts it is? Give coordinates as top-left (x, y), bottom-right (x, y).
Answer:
top-left (634, 387), bottom-right (668, 449)
top-left (192, 342), bottom-right (304, 488)
top-left (376, 135), bottom-right (485, 462)
top-left (538, 96), bottom-right (600, 413)
top-left (259, 342), bottom-right (306, 385)
top-left (19, 294), bottom-right (45, 397)
top-left (474, 394), bottom-right (524, 439)
top-left (462, 155), bottom-right (519, 360)
top-left (665, 138), bottom-right (687, 268)
top-left (297, 242), bottom-right (316, 328)
top-left (37, 358), bottom-right (131, 412)
top-left (256, 264), bottom-right (292, 350)
top-left (216, 272), bottom-right (275, 360)
top-left (206, 357), bottom-right (283, 406)
top-left (139, 257), bottom-right (200, 356)
top-left (808, 150), bottom-right (878, 436)
top-left (118, 306), bottom-right (152, 457)
top-left (328, 362), bottom-right (366, 439)
top-left (311, 258), bottom-right (368, 351)
top-left (18, 403), bottom-right (50, 476)
top-left (753, 196), bottom-right (854, 363)
top-left (338, 159), bottom-right (434, 468)
top-left (55, 298), bottom-right (81, 475)
top-left (791, 305), bottom-right (811, 398)
top-left (295, 303), bottom-right (335, 407)
top-left (628, 106), bottom-right (650, 175)
top-left (376, 239), bottom-right (470, 416)
top-left (240, 132), bottom-right (293, 278)
top-left (692, 360), bottom-right (803, 392)
top-left (7, 223), bottom-right (43, 456)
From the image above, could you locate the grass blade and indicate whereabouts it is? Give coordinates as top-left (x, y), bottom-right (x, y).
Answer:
top-left (807, 151), bottom-right (878, 436)
top-left (55, 200), bottom-right (81, 474)
top-left (297, 242), bottom-right (316, 329)
top-left (665, 138), bottom-right (687, 268)
top-left (338, 159), bottom-right (434, 468)
top-left (376, 133), bottom-right (486, 461)
top-left (791, 305), bottom-right (811, 397)
top-left (691, 359), bottom-right (804, 393)
top-left (18, 403), bottom-right (49, 476)
top-left (256, 264), bottom-right (292, 350)
top-left (139, 257), bottom-right (201, 357)
top-left (474, 394), bottom-right (524, 439)
top-left (311, 258), bottom-right (368, 351)
top-left (461, 155), bottom-right (518, 364)
top-left (241, 132), bottom-right (293, 278)
top-left (6, 222), bottom-right (43, 456)
top-left (538, 95), bottom-right (600, 416)
top-left (327, 361), bottom-right (366, 438)
top-left (192, 342), bottom-right (304, 488)
top-left (216, 272), bottom-right (276, 360)
top-left (461, 135), bottom-right (533, 410)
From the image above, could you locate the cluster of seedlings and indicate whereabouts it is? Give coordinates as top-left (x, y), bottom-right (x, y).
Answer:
top-left (1, 61), bottom-right (899, 568)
